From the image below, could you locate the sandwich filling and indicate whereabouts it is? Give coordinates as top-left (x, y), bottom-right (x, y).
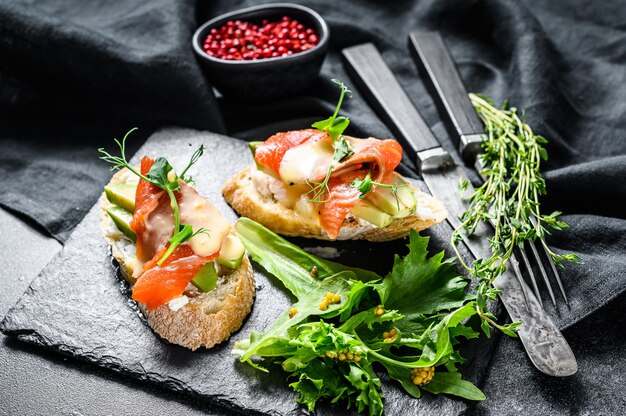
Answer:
top-left (253, 129), bottom-right (408, 239)
top-left (128, 156), bottom-right (233, 310)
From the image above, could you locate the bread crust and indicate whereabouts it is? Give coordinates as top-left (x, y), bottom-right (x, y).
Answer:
top-left (222, 165), bottom-right (447, 242)
top-left (100, 169), bottom-right (255, 351)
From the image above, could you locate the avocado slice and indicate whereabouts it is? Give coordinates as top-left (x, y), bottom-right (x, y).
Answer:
top-left (106, 206), bottom-right (137, 242)
top-left (105, 183), bottom-right (137, 212)
top-left (366, 176), bottom-right (417, 218)
top-left (248, 141), bottom-right (264, 156)
top-left (248, 140), bottom-right (281, 179)
top-left (191, 262), bottom-right (219, 292)
top-left (350, 200), bottom-right (394, 228)
top-left (217, 234), bottom-right (245, 270)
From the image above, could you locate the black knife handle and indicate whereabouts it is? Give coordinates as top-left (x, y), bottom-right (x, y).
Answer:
top-left (342, 43), bottom-right (452, 174)
top-left (409, 32), bottom-right (484, 164)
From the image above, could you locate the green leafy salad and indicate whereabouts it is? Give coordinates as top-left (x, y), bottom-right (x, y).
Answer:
top-left (232, 218), bottom-right (486, 416)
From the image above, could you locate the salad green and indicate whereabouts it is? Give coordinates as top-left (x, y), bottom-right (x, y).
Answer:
top-left (232, 218), bottom-right (485, 416)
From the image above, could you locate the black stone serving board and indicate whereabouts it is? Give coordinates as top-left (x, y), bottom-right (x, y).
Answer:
top-left (1, 127), bottom-right (499, 415)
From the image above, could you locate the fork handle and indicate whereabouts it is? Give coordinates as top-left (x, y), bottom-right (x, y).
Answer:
top-left (409, 32), bottom-right (484, 164)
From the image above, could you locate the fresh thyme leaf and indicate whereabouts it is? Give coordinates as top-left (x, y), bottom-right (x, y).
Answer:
top-left (157, 224), bottom-right (210, 266)
top-left (450, 94), bottom-right (581, 337)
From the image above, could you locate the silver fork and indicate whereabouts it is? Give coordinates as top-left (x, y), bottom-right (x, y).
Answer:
top-left (516, 217), bottom-right (568, 308)
top-left (478, 159), bottom-right (568, 310)
top-left (409, 31), bottom-right (569, 311)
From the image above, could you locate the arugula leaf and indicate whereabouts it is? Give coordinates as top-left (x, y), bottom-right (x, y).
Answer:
top-left (382, 230), bottom-right (474, 318)
top-left (232, 220), bottom-right (487, 415)
top-left (234, 217), bottom-right (380, 299)
top-left (421, 371), bottom-right (486, 401)
top-left (234, 272), bottom-right (353, 364)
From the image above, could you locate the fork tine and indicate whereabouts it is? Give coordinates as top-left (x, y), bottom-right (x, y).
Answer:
top-left (529, 241), bottom-right (557, 306)
top-left (518, 245), bottom-right (543, 308)
top-left (541, 240), bottom-right (569, 305)
top-left (510, 253), bottom-right (531, 310)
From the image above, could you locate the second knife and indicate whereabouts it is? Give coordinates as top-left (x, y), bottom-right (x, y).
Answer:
top-left (342, 42), bottom-right (577, 376)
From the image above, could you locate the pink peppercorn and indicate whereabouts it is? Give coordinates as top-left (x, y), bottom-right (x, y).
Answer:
top-left (202, 16), bottom-right (320, 60)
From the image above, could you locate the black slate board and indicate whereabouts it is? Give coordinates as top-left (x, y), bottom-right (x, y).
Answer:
top-left (0, 127), bottom-right (496, 415)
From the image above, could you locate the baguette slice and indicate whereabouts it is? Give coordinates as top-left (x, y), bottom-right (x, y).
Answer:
top-left (222, 165), bottom-right (447, 242)
top-left (100, 169), bottom-right (255, 350)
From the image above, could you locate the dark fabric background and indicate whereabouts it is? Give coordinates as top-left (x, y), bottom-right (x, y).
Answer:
top-left (1, 0), bottom-right (625, 412)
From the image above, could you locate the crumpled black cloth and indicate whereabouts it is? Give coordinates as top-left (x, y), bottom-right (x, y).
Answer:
top-left (1, 0), bottom-right (625, 391)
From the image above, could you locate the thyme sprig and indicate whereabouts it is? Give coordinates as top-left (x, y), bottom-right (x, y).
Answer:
top-left (99, 129), bottom-right (208, 265)
top-left (306, 79), bottom-right (355, 203)
top-left (451, 94), bottom-right (580, 336)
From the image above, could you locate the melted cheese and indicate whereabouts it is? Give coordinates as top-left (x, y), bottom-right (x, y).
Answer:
top-left (279, 139), bottom-right (334, 184)
top-left (178, 182), bottom-right (231, 257)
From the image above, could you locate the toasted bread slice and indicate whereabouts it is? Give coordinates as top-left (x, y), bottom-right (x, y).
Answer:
top-left (100, 169), bottom-right (255, 351)
top-left (222, 165), bottom-right (447, 242)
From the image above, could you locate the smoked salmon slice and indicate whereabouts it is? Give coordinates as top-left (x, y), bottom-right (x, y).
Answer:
top-left (130, 156), bottom-right (170, 262)
top-left (255, 129), bottom-right (330, 175)
top-left (129, 157), bottom-right (229, 310)
top-left (318, 170), bottom-right (367, 240)
top-left (132, 253), bottom-right (206, 310)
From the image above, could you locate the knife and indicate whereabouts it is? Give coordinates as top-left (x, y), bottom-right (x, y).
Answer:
top-left (342, 42), bottom-right (577, 376)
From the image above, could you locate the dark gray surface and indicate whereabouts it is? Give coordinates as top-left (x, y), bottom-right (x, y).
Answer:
top-left (0, 208), bottom-right (217, 416)
top-left (0, 134), bottom-right (624, 414)
top-left (1, 127), bottom-right (488, 415)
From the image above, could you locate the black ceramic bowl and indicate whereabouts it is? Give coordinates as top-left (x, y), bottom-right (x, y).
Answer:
top-left (192, 3), bottom-right (329, 101)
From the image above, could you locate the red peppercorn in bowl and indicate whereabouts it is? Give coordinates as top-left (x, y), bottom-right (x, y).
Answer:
top-left (192, 3), bottom-right (329, 101)
top-left (202, 16), bottom-right (320, 61)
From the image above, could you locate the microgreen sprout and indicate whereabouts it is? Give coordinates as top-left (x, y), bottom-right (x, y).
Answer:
top-left (99, 129), bottom-right (208, 265)
top-left (306, 80), bottom-right (355, 204)
top-left (157, 224), bottom-right (210, 266)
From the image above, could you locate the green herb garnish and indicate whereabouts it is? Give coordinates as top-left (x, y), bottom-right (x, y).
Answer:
top-left (306, 79), bottom-right (355, 203)
top-left (311, 79), bottom-right (352, 141)
top-left (233, 218), bottom-right (485, 416)
top-left (452, 94), bottom-right (580, 336)
top-left (98, 129), bottom-right (207, 264)
top-left (157, 224), bottom-right (210, 266)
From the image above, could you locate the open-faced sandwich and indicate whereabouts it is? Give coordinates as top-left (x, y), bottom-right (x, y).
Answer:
top-left (98, 130), bottom-right (255, 350)
top-left (223, 81), bottom-right (446, 241)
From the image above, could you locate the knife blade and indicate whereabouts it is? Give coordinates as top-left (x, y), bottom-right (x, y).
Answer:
top-left (342, 42), bottom-right (577, 376)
